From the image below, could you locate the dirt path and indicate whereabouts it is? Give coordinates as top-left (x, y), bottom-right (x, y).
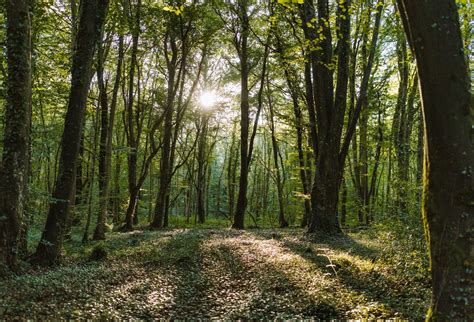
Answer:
top-left (0, 229), bottom-right (430, 319)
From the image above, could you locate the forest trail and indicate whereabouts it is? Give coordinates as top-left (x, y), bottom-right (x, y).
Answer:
top-left (0, 229), bottom-right (429, 319)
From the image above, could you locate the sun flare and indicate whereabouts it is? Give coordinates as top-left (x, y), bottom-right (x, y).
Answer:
top-left (199, 90), bottom-right (218, 109)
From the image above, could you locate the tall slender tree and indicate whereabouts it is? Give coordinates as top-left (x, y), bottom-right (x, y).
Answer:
top-left (231, 0), bottom-right (251, 229)
top-left (34, 0), bottom-right (109, 265)
top-left (93, 34), bottom-right (124, 240)
top-left (122, 0), bottom-right (143, 231)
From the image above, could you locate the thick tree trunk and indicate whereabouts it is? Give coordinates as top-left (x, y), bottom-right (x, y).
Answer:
top-left (309, 149), bottom-right (343, 234)
top-left (301, 0), bottom-right (351, 235)
top-left (397, 1), bottom-right (474, 319)
top-left (34, 0), bottom-right (108, 265)
top-left (0, 0), bottom-right (32, 271)
top-left (300, 0), bottom-right (382, 235)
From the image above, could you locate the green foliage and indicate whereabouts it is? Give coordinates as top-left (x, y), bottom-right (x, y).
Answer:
top-left (1, 0), bottom-right (467, 317)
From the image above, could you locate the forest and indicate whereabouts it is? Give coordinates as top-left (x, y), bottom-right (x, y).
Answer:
top-left (0, 0), bottom-right (472, 320)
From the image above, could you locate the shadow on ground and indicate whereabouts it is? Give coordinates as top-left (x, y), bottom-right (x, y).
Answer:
top-left (0, 228), bottom-right (429, 320)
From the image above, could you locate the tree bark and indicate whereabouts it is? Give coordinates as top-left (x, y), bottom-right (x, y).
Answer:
top-left (93, 35), bottom-right (124, 240)
top-left (150, 27), bottom-right (179, 229)
top-left (300, 0), bottom-right (383, 235)
top-left (397, 1), bottom-right (474, 319)
top-left (0, 0), bottom-right (32, 271)
top-left (232, 1), bottom-right (250, 229)
top-left (267, 83), bottom-right (289, 228)
top-left (34, 0), bottom-right (109, 265)
top-left (93, 33), bottom-right (110, 240)
top-left (196, 115), bottom-right (209, 224)
top-left (227, 122), bottom-right (238, 219)
top-left (122, 0), bottom-right (141, 231)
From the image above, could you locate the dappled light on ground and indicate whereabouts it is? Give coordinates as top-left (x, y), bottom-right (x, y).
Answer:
top-left (0, 229), bottom-right (429, 319)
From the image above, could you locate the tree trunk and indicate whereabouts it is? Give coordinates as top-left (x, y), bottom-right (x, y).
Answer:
top-left (232, 3), bottom-right (250, 229)
top-left (93, 34), bottom-right (109, 240)
top-left (397, 1), bottom-right (474, 319)
top-left (416, 108), bottom-right (423, 200)
top-left (309, 148), bottom-right (343, 234)
top-left (93, 35), bottom-right (124, 240)
top-left (227, 122), bottom-right (238, 219)
top-left (300, 0), bottom-right (382, 235)
top-left (82, 101), bottom-right (100, 243)
top-left (266, 73), bottom-right (288, 228)
top-left (151, 28), bottom-right (178, 229)
top-left (122, 0), bottom-right (141, 232)
top-left (300, 0), bottom-right (351, 235)
top-left (33, 0), bottom-right (109, 266)
top-left (74, 132), bottom-right (85, 208)
top-left (393, 29), bottom-right (410, 213)
top-left (340, 178), bottom-right (348, 226)
top-left (0, 0), bottom-right (32, 271)
top-left (359, 102), bottom-right (369, 224)
top-left (196, 115), bottom-right (209, 224)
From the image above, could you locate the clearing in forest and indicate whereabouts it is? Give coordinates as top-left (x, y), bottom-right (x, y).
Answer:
top-left (0, 229), bottom-right (430, 319)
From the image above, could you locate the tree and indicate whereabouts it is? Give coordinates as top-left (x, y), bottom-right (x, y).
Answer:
top-left (215, 0), bottom-right (269, 229)
top-left (396, 0), bottom-right (473, 319)
top-left (34, 0), bottom-right (109, 265)
top-left (196, 113), bottom-right (210, 224)
top-left (93, 34), bottom-right (124, 240)
top-left (151, 4), bottom-right (206, 229)
top-left (273, 26), bottom-right (312, 228)
top-left (299, 0), bottom-right (383, 234)
top-left (267, 76), bottom-right (289, 228)
top-left (0, 0), bottom-right (33, 271)
top-left (122, 0), bottom-right (143, 231)
top-left (230, 0), bottom-right (251, 229)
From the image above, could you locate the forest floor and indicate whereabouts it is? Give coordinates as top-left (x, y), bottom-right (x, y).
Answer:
top-left (0, 228), bottom-right (430, 320)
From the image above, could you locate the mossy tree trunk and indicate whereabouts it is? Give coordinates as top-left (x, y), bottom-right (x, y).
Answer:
top-left (0, 0), bottom-right (33, 271)
top-left (397, 0), bottom-right (474, 319)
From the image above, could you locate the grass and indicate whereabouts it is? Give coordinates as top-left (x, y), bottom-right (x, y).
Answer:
top-left (1, 227), bottom-right (431, 319)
